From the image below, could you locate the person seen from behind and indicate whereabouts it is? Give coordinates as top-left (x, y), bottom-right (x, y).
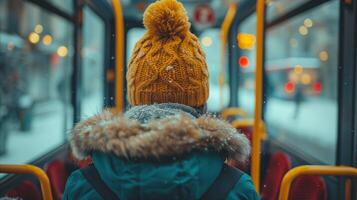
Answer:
top-left (63, 0), bottom-right (259, 199)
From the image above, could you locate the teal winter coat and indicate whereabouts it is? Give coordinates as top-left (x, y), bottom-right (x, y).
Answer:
top-left (63, 104), bottom-right (260, 200)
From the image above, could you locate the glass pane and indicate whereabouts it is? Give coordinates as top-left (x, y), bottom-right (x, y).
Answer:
top-left (266, 0), bottom-right (309, 22)
top-left (45, 0), bottom-right (73, 14)
top-left (0, 0), bottom-right (73, 168)
top-left (126, 28), bottom-right (145, 103)
top-left (81, 7), bottom-right (105, 118)
top-left (200, 29), bottom-right (230, 112)
top-left (237, 14), bottom-right (256, 117)
top-left (264, 1), bottom-right (339, 164)
top-left (126, 28), bottom-right (145, 65)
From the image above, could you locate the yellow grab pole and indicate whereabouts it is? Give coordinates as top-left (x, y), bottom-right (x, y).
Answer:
top-left (220, 4), bottom-right (237, 109)
top-left (0, 165), bottom-right (53, 200)
top-left (251, 0), bottom-right (265, 192)
top-left (112, 0), bottom-right (125, 113)
top-left (221, 107), bottom-right (248, 120)
top-left (279, 165), bottom-right (357, 200)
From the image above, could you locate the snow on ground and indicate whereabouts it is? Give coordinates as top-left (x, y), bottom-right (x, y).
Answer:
top-left (0, 93), bottom-right (102, 178)
top-left (0, 100), bottom-right (67, 177)
top-left (238, 89), bottom-right (338, 164)
top-left (0, 100), bottom-right (66, 165)
top-left (266, 97), bottom-right (337, 164)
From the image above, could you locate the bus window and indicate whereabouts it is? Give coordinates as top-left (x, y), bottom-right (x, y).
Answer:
top-left (200, 29), bottom-right (230, 112)
top-left (237, 14), bottom-right (256, 117)
top-left (0, 0), bottom-right (73, 168)
top-left (81, 7), bottom-right (105, 118)
top-left (126, 28), bottom-right (146, 104)
top-left (127, 28), bottom-right (146, 67)
top-left (264, 1), bottom-right (339, 164)
top-left (266, 0), bottom-right (309, 22)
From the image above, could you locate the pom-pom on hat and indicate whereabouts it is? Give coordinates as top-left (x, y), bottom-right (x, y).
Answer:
top-left (127, 0), bottom-right (209, 107)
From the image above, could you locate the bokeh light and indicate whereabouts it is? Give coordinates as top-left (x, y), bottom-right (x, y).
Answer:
top-left (57, 46), bottom-right (68, 57)
top-left (201, 36), bottom-right (213, 47)
top-left (28, 32), bottom-right (40, 44)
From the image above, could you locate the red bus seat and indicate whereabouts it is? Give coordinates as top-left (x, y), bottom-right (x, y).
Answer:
top-left (226, 126), bottom-right (253, 172)
top-left (6, 180), bottom-right (41, 200)
top-left (261, 151), bottom-right (291, 200)
top-left (45, 160), bottom-right (68, 200)
top-left (237, 126), bottom-right (253, 143)
top-left (289, 175), bottom-right (327, 200)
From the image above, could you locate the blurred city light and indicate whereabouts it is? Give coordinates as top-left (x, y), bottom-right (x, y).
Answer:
top-left (294, 64), bottom-right (303, 74)
top-left (35, 24), bottom-right (43, 33)
top-left (57, 46), bottom-right (68, 57)
top-left (304, 18), bottom-right (313, 28)
top-left (299, 26), bottom-right (308, 35)
top-left (28, 32), bottom-right (40, 44)
top-left (237, 33), bottom-right (256, 50)
top-left (313, 82), bottom-right (322, 93)
top-left (289, 73), bottom-right (299, 83)
top-left (43, 35), bottom-right (53, 45)
top-left (239, 56), bottom-right (249, 68)
top-left (201, 36), bottom-right (213, 47)
top-left (319, 51), bottom-right (329, 61)
top-left (301, 74), bottom-right (312, 85)
top-left (284, 81), bottom-right (295, 93)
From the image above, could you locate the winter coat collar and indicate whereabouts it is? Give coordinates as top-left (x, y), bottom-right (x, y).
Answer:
top-left (69, 103), bottom-right (250, 163)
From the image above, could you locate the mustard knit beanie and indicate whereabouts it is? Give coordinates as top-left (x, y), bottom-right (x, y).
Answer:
top-left (127, 0), bottom-right (209, 107)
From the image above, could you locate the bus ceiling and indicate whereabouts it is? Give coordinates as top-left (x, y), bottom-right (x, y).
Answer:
top-left (118, 0), bottom-right (244, 28)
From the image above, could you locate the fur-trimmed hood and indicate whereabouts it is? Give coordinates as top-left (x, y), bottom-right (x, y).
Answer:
top-left (70, 103), bottom-right (250, 163)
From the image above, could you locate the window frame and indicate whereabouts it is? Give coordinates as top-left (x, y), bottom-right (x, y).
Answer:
top-left (83, 0), bottom-right (116, 108)
top-left (228, 1), bottom-right (355, 198)
top-left (231, 0), bottom-right (353, 163)
top-left (227, 0), bottom-right (256, 108)
top-left (338, 0), bottom-right (357, 198)
top-left (229, 0), bottom-right (355, 198)
top-left (0, 0), bottom-right (114, 185)
top-left (0, 0), bottom-right (75, 166)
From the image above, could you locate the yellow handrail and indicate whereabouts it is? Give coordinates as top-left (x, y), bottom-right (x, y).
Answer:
top-left (112, 0), bottom-right (125, 113)
top-left (0, 164), bottom-right (53, 200)
top-left (279, 165), bottom-right (357, 200)
top-left (252, 0), bottom-right (265, 192)
top-left (231, 119), bottom-right (254, 128)
top-left (221, 107), bottom-right (248, 120)
top-left (231, 119), bottom-right (267, 140)
top-left (220, 4), bottom-right (237, 109)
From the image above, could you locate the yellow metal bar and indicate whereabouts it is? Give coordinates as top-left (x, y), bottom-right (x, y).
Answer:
top-left (231, 119), bottom-right (267, 140)
top-left (220, 4), bottom-right (237, 109)
top-left (0, 164), bottom-right (53, 200)
top-left (221, 107), bottom-right (248, 120)
top-left (279, 165), bottom-right (357, 200)
top-left (252, 0), bottom-right (265, 192)
top-left (231, 118), bottom-right (254, 128)
top-left (112, 0), bottom-right (125, 113)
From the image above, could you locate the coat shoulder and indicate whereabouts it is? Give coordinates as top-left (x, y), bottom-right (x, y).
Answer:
top-left (226, 173), bottom-right (260, 200)
top-left (62, 169), bottom-right (102, 200)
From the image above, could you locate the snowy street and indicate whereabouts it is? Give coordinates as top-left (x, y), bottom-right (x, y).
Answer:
top-left (238, 89), bottom-right (337, 164)
top-left (0, 93), bottom-right (102, 174)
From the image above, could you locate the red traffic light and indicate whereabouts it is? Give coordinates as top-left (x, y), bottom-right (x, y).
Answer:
top-left (239, 56), bottom-right (249, 68)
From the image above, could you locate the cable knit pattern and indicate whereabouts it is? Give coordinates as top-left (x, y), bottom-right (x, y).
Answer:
top-left (126, 0), bottom-right (209, 107)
